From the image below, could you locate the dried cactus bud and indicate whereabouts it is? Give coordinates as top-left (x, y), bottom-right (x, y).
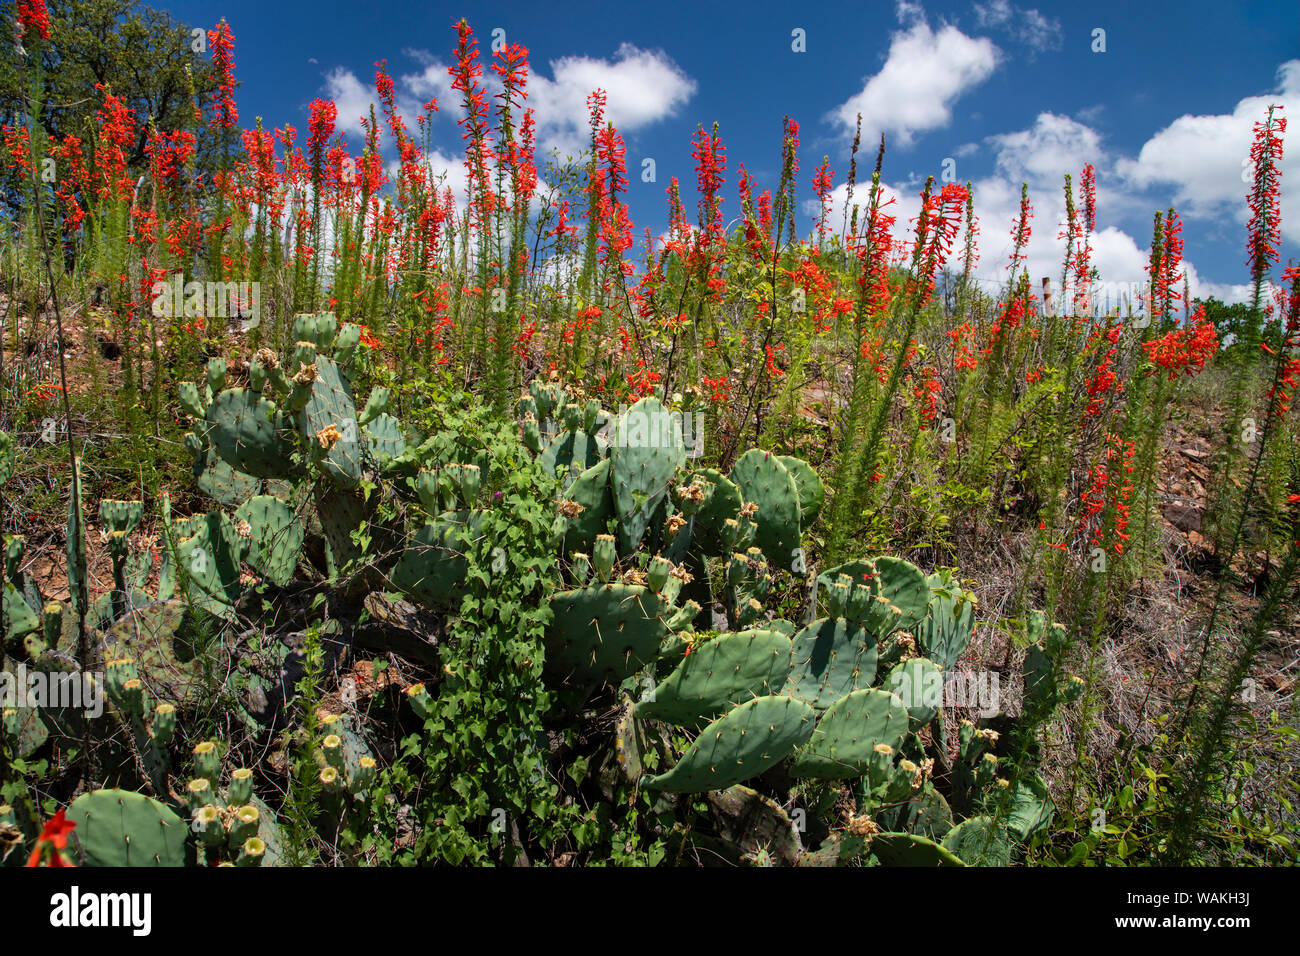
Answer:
top-left (557, 499), bottom-right (585, 519)
top-left (846, 814), bottom-right (879, 839)
top-left (315, 424), bottom-right (342, 450)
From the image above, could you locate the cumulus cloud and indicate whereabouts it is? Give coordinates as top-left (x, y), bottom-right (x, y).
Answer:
top-left (828, 2), bottom-right (999, 148)
top-left (528, 43), bottom-right (697, 159)
top-left (323, 66), bottom-right (382, 141)
top-left (973, 0), bottom-right (1063, 55)
top-left (817, 96), bottom-right (1267, 310)
top-left (1117, 60), bottom-right (1299, 241)
top-left (322, 42), bottom-right (695, 163)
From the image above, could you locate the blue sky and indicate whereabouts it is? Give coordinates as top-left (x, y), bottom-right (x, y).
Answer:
top-left (161, 0), bottom-right (1299, 306)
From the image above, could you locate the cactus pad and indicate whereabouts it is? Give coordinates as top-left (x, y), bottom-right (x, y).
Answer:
top-left (65, 789), bottom-right (188, 866)
top-left (636, 629), bottom-right (793, 727)
top-left (642, 694), bottom-right (815, 793)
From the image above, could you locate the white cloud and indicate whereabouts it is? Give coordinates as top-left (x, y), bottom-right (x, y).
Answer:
top-left (1116, 60), bottom-right (1299, 242)
top-left (988, 112), bottom-right (1103, 183)
top-left (323, 66), bottom-right (380, 142)
top-left (322, 42), bottom-right (696, 162)
top-left (528, 43), bottom-right (697, 159)
top-left (828, 3), bottom-right (999, 148)
top-left (817, 100), bottom-right (1265, 311)
top-left (973, 0), bottom-right (1063, 54)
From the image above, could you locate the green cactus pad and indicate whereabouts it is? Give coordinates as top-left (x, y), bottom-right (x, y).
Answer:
top-left (65, 789), bottom-right (188, 866)
top-left (390, 510), bottom-right (482, 609)
top-left (1022, 642), bottom-right (1056, 712)
top-left (545, 583), bottom-right (666, 689)
top-left (729, 450), bottom-right (802, 572)
top-left (636, 629), bottom-right (794, 727)
top-left (3, 702), bottom-right (49, 757)
top-left (875, 782), bottom-right (954, 840)
top-left (885, 657), bottom-right (945, 726)
top-left (561, 458), bottom-right (614, 556)
top-left (690, 468), bottom-right (743, 556)
top-left (234, 495), bottom-right (303, 587)
top-left (540, 429), bottom-right (604, 488)
top-left (299, 356), bottom-right (364, 488)
top-left (777, 455), bottom-right (825, 525)
top-left (314, 485), bottom-right (371, 576)
top-left (206, 388), bottom-right (296, 479)
top-left (916, 569), bottom-right (976, 669)
top-left (870, 831), bottom-right (966, 866)
top-left (3, 581), bottom-right (41, 643)
top-left (609, 397), bottom-right (681, 554)
top-left (101, 601), bottom-right (203, 706)
top-left (193, 442), bottom-right (262, 505)
top-left (819, 556), bottom-right (930, 636)
top-left (174, 511), bottom-right (244, 620)
top-left (1005, 774), bottom-right (1055, 841)
top-left (363, 412), bottom-right (407, 465)
top-left (642, 694), bottom-right (816, 793)
top-left (358, 386), bottom-right (391, 426)
top-left (790, 688), bottom-right (909, 779)
top-left (783, 618), bottom-right (878, 710)
top-left (177, 381), bottom-right (207, 419)
top-left (98, 499), bottom-right (144, 536)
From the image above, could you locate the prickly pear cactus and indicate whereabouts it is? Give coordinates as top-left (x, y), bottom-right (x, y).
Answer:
top-left (65, 789), bottom-right (189, 867)
top-left (635, 628), bottom-right (793, 728)
top-left (545, 582), bottom-right (667, 689)
top-left (729, 450), bottom-right (802, 572)
top-left (642, 694), bottom-right (816, 793)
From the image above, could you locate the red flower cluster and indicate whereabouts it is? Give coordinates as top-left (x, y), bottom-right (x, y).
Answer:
top-left (25, 810), bottom-right (76, 867)
top-left (912, 366), bottom-right (941, 425)
top-left (16, 0), bottom-right (50, 41)
top-left (208, 21), bottom-right (238, 130)
top-left (908, 182), bottom-right (968, 307)
top-left (1142, 306), bottom-right (1218, 380)
top-left (1077, 433), bottom-right (1135, 554)
top-left (1082, 323), bottom-right (1123, 421)
top-left (1246, 106), bottom-right (1286, 283)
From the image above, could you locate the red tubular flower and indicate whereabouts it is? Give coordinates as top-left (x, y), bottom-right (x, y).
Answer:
top-left (811, 157), bottom-right (834, 245)
top-left (449, 19), bottom-right (495, 232)
top-left (1007, 182), bottom-right (1032, 275)
top-left (307, 98), bottom-right (337, 194)
top-left (1142, 304), bottom-right (1218, 380)
top-left (1246, 105), bottom-right (1286, 285)
top-left (907, 181), bottom-right (968, 307)
top-left (207, 21), bottom-right (238, 131)
top-left (2, 124), bottom-right (32, 177)
top-left (146, 129), bottom-right (196, 188)
top-left (1071, 163), bottom-right (1097, 316)
top-left (93, 85), bottom-right (136, 203)
top-left (26, 809), bottom-right (76, 867)
top-left (16, 0), bottom-right (51, 41)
